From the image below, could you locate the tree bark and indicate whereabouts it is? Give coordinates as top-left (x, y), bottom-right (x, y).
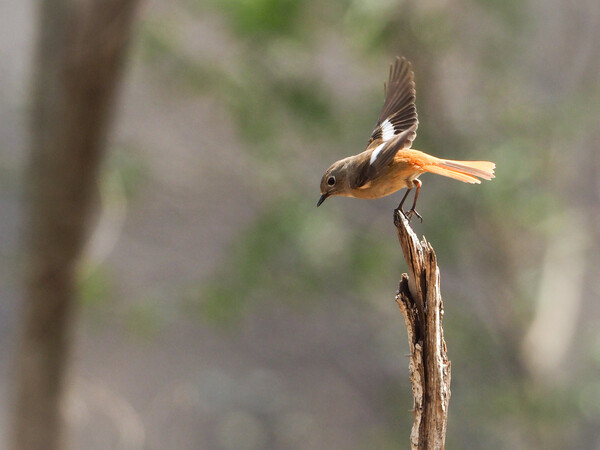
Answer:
top-left (394, 211), bottom-right (451, 450)
top-left (11, 1), bottom-right (138, 449)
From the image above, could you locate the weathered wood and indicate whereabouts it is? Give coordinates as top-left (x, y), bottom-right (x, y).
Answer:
top-left (394, 210), bottom-right (451, 450)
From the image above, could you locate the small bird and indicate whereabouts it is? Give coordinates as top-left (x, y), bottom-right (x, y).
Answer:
top-left (317, 57), bottom-right (495, 221)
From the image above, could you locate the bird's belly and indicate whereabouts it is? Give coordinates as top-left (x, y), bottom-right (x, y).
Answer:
top-left (350, 165), bottom-right (420, 199)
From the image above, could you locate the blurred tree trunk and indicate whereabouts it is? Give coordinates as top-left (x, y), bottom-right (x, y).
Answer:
top-left (11, 0), bottom-right (138, 449)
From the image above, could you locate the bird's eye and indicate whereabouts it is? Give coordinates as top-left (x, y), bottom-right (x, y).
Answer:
top-left (327, 176), bottom-right (336, 186)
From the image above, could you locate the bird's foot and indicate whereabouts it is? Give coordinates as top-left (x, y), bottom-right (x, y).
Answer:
top-left (404, 208), bottom-right (422, 223)
top-left (393, 207), bottom-right (422, 224)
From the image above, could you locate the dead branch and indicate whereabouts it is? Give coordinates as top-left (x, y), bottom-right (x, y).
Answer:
top-left (394, 210), bottom-right (451, 450)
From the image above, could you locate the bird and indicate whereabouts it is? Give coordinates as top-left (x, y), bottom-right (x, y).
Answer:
top-left (316, 57), bottom-right (495, 221)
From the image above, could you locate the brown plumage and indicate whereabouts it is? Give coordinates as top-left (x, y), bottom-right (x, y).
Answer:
top-left (317, 57), bottom-right (495, 220)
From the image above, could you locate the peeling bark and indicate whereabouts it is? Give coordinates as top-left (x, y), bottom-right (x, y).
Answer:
top-left (394, 211), bottom-right (451, 450)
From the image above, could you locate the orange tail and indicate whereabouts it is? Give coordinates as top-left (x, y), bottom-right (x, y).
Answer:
top-left (424, 159), bottom-right (496, 184)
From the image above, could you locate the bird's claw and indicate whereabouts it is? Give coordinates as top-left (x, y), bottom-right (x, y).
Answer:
top-left (404, 208), bottom-right (422, 223)
top-left (393, 207), bottom-right (423, 224)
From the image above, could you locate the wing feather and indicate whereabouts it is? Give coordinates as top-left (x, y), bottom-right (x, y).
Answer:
top-left (367, 57), bottom-right (418, 148)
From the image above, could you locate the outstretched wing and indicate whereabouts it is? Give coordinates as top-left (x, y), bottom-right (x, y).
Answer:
top-left (352, 57), bottom-right (419, 189)
top-left (367, 56), bottom-right (418, 149)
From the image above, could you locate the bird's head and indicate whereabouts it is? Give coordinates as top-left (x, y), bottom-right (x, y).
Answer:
top-left (317, 160), bottom-right (349, 206)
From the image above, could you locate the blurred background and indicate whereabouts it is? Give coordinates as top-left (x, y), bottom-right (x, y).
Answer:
top-left (2, 0), bottom-right (600, 448)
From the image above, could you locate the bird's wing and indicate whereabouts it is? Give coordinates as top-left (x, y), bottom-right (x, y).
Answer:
top-left (366, 57), bottom-right (418, 150)
top-left (351, 126), bottom-right (417, 189)
top-left (351, 57), bottom-right (418, 189)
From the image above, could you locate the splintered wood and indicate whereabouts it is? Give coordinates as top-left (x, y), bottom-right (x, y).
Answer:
top-left (394, 211), bottom-right (451, 450)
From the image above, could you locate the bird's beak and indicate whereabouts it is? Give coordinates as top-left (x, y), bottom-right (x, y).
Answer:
top-left (316, 193), bottom-right (329, 207)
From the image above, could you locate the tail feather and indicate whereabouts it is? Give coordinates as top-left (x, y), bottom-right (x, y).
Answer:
top-left (424, 159), bottom-right (495, 184)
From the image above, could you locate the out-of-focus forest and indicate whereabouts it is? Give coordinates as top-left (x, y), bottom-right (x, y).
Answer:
top-left (2, 0), bottom-right (600, 448)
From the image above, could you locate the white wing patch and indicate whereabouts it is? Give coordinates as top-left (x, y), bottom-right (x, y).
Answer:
top-left (370, 142), bottom-right (386, 165)
top-left (380, 118), bottom-right (395, 142)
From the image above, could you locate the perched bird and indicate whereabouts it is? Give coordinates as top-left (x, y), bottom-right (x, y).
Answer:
top-left (317, 57), bottom-right (495, 221)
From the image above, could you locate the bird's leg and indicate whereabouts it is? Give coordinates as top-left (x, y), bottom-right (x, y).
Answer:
top-left (404, 179), bottom-right (423, 222)
top-left (395, 188), bottom-right (412, 215)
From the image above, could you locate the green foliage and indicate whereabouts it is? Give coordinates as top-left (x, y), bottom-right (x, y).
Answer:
top-left (183, 197), bottom-right (399, 325)
top-left (123, 302), bottom-right (164, 339)
top-left (128, 0), bottom-right (600, 446)
top-left (472, 0), bottom-right (527, 30)
top-left (78, 266), bottom-right (113, 308)
top-left (217, 0), bottom-right (305, 40)
top-left (273, 78), bottom-right (336, 131)
top-left (140, 19), bottom-right (337, 154)
top-left (140, 20), bottom-right (220, 94)
top-left (106, 145), bottom-right (147, 199)
top-left (182, 198), bottom-right (327, 325)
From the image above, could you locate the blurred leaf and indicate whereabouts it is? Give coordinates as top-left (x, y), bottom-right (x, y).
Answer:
top-left (78, 267), bottom-right (113, 308)
top-left (123, 303), bottom-right (164, 339)
top-left (211, 0), bottom-right (305, 40)
top-left (183, 196), bottom-right (401, 325)
top-left (107, 144), bottom-right (147, 199)
top-left (472, 0), bottom-right (527, 29)
top-left (274, 79), bottom-right (337, 132)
